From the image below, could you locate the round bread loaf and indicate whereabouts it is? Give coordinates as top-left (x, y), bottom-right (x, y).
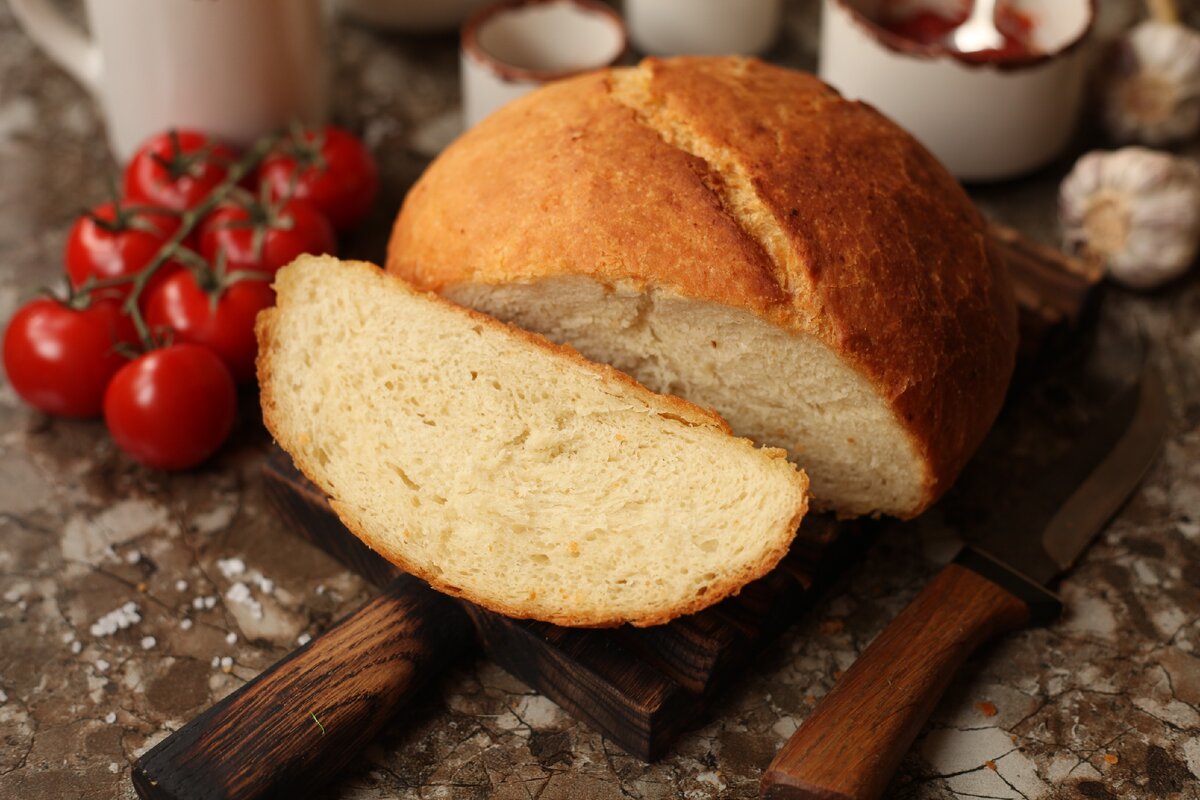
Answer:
top-left (388, 56), bottom-right (1018, 519)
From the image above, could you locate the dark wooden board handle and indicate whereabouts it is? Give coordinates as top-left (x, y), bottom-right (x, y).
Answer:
top-left (760, 563), bottom-right (1031, 800)
top-left (132, 574), bottom-right (474, 800)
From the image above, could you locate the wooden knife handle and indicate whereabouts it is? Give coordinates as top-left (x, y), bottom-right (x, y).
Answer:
top-left (760, 562), bottom-right (1031, 800)
top-left (132, 574), bottom-right (474, 800)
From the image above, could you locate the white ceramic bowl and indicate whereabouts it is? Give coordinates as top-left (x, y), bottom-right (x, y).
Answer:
top-left (819, 0), bottom-right (1095, 181)
top-left (461, 0), bottom-right (626, 129)
top-left (624, 0), bottom-right (782, 56)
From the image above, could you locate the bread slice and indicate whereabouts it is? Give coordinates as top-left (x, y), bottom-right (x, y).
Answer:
top-left (387, 57), bottom-right (1019, 519)
top-left (257, 255), bottom-right (809, 627)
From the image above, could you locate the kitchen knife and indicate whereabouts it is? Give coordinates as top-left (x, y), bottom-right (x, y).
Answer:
top-left (760, 365), bottom-right (1168, 800)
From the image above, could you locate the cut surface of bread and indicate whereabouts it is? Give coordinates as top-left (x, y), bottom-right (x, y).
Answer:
top-left (258, 255), bottom-right (809, 627)
top-left (448, 277), bottom-right (919, 516)
top-left (388, 57), bottom-right (1019, 520)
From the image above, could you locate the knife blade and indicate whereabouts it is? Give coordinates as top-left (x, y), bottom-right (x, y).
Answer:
top-left (761, 365), bottom-right (1168, 800)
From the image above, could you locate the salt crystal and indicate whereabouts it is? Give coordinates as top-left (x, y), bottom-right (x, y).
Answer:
top-left (108, 763), bottom-right (119, 774)
top-left (175, 579), bottom-right (189, 593)
top-left (225, 631), bottom-right (237, 645)
top-left (90, 603), bottom-right (142, 637)
top-left (3, 588), bottom-right (21, 603)
top-left (220, 656), bottom-right (233, 672)
top-left (258, 578), bottom-right (275, 595)
top-left (316, 584), bottom-right (326, 595)
top-left (125, 551), bottom-right (141, 564)
top-left (217, 557), bottom-right (245, 578)
top-left (96, 659), bottom-right (109, 672)
top-left (224, 581), bottom-right (264, 620)
top-left (203, 596), bottom-right (216, 609)
top-left (192, 597), bottom-right (205, 610)
top-left (211, 656), bottom-right (220, 668)
top-left (226, 582), bottom-right (251, 604)
top-left (62, 631), bottom-right (76, 644)
top-left (0, 689), bottom-right (7, 703)
top-left (16, 600), bottom-right (27, 611)
top-left (104, 711), bottom-right (116, 724)
top-left (297, 633), bottom-right (312, 646)
top-left (71, 641), bottom-right (82, 654)
top-left (179, 619), bottom-right (193, 631)
top-left (140, 636), bottom-right (156, 650)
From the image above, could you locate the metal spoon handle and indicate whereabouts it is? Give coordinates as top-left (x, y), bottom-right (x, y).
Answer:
top-left (949, 0), bottom-right (1004, 52)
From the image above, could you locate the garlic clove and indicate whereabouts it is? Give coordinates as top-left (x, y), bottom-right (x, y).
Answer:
top-left (1102, 20), bottom-right (1200, 146)
top-left (1060, 146), bottom-right (1200, 289)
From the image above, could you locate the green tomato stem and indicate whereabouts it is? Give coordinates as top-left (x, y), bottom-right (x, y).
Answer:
top-left (120, 133), bottom-right (280, 352)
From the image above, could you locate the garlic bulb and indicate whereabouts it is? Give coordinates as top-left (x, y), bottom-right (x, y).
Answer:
top-left (1060, 147), bottom-right (1200, 289)
top-left (1102, 20), bottom-right (1200, 145)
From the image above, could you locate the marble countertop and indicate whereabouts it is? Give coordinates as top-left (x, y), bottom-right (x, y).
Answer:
top-left (1, 2), bottom-right (1198, 799)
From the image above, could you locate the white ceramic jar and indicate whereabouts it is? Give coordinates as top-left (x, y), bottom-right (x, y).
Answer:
top-left (461, 0), bottom-right (626, 129)
top-left (624, 0), bottom-right (783, 56)
top-left (819, 0), bottom-right (1095, 181)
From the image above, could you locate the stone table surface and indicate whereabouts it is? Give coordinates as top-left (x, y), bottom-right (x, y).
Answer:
top-left (1, 2), bottom-right (1198, 799)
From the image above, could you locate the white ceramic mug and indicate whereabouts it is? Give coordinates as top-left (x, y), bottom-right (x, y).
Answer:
top-left (624, 0), bottom-right (782, 56)
top-left (461, 0), bottom-right (626, 129)
top-left (819, 0), bottom-right (1094, 182)
top-left (9, 0), bottom-right (330, 163)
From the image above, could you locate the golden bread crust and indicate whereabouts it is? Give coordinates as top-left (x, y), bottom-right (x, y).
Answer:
top-left (387, 57), bottom-right (1018, 517)
top-left (331, 489), bottom-right (808, 629)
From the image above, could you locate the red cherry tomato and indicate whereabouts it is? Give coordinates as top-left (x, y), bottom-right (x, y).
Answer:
top-left (103, 344), bottom-right (236, 470)
top-left (197, 197), bottom-right (336, 277)
top-left (143, 270), bottom-right (275, 384)
top-left (124, 129), bottom-right (237, 212)
top-left (258, 125), bottom-right (379, 232)
top-left (66, 201), bottom-right (183, 301)
top-left (3, 297), bottom-right (137, 417)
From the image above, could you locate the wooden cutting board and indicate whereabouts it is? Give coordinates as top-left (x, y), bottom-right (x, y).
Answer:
top-left (259, 223), bottom-right (1101, 761)
top-left (263, 451), bottom-right (864, 759)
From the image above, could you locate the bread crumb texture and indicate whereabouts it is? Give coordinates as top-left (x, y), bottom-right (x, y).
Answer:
top-left (388, 56), bottom-right (1018, 519)
top-left (258, 256), bottom-right (808, 627)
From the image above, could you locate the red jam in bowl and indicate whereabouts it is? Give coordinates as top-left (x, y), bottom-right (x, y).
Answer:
top-left (883, 5), bottom-right (1038, 59)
